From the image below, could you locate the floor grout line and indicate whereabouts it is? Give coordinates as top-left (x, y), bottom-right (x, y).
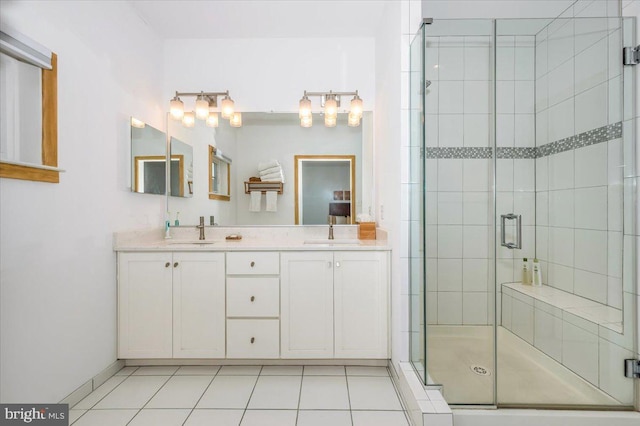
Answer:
top-left (181, 366), bottom-right (221, 426)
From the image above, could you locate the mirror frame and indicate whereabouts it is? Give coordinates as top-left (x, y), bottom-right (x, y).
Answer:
top-left (294, 154), bottom-right (356, 225)
top-left (209, 145), bottom-right (231, 201)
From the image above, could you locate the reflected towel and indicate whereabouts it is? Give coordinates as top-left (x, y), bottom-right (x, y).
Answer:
top-left (258, 160), bottom-right (280, 171)
top-left (266, 191), bottom-right (277, 212)
top-left (250, 191), bottom-right (262, 212)
top-left (260, 171), bottom-right (284, 182)
top-left (259, 165), bottom-right (282, 176)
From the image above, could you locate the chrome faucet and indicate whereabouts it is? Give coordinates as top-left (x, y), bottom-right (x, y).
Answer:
top-left (196, 216), bottom-right (205, 240)
top-left (328, 223), bottom-right (334, 240)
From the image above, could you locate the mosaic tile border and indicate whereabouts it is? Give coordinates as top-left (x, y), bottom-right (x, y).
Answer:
top-left (425, 122), bottom-right (621, 159)
top-left (425, 147), bottom-right (492, 159)
top-left (535, 122), bottom-right (622, 158)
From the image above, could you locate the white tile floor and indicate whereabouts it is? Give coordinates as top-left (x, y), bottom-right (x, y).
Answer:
top-left (70, 365), bottom-right (409, 426)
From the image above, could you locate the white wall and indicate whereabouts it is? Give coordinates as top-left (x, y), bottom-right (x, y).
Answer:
top-left (163, 37), bottom-right (375, 113)
top-left (0, 0), bottom-right (165, 403)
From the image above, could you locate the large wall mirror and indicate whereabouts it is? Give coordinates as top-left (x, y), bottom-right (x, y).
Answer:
top-left (167, 111), bottom-right (373, 226)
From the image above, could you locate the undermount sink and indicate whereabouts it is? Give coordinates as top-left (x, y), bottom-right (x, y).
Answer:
top-left (166, 240), bottom-right (216, 245)
top-left (303, 239), bottom-right (361, 245)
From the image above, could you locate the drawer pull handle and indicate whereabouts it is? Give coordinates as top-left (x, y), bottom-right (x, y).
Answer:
top-left (250, 337), bottom-right (255, 344)
top-left (174, 262), bottom-right (179, 268)
top-left (165, 262), bottom-right (170, 268)
top-left (250, 261), bottom-right (255, 267)
top-left (250, 296), bottom-right (255, 302)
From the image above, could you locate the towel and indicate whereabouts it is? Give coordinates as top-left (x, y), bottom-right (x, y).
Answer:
top-left (249, 191), bottom-right (262, 212)
top-left (258, 160), bottom-right (280, 171)
top-left (266, 191), bottom-right (278, 212)
top-left (259, 165), bottom-right (282, 176)
top-left (260, 171), bottom-right (284, 182)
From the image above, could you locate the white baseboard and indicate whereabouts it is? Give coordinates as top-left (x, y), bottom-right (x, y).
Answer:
top-left (59, 359), bottom-right (125, 408)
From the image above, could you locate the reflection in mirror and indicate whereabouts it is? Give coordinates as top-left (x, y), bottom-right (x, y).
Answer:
top-left (167, 112), bottom-right (373, 226)
top-left (169, 137), bottom-right (193, 198)
top-left (209, 145), bottom-right (231, 201)
top-left (294, 156), bottom-right (355, 225)
top-left (130, 118), bottom-right (167, 195)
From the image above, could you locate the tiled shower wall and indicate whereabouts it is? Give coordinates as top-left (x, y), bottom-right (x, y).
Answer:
top-left (424, 33), bottom-right (538, 326)
top-left (425, 35), bottom-right (495, 325)
top-left (534, 14), bottom-right (625, 310)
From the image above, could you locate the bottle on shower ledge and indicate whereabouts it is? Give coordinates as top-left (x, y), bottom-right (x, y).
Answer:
top-left (522, 258), bottom-right (531, 285)
top-left (532, 258), bottom-right (542, 287)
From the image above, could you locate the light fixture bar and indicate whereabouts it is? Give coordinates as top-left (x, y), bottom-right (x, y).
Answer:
top-left (303, 90), bottom-right (359, 97)
top-left (174, 90), bottom-right (229, 98)
top-left (297, 89), bottom-right (362, 128)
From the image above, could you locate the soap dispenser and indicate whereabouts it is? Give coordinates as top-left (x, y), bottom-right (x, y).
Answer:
top-left (522, 258), bottom-right (531, 285)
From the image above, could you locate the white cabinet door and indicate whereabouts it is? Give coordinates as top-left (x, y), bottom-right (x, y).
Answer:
top-left (173, 252), bottom-right (225, 358)
top-left (118, 252), bottom-right (173, 358)
top-left (334, 251), bottom-right (389, 358)
top-left (281, 252), bottom-right (334, 358)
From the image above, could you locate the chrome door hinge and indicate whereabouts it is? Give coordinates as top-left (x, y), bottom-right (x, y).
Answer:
top-left (623, 46), bottom-right (640, 65)
top-left (624, 359), bottom-right (640, 378)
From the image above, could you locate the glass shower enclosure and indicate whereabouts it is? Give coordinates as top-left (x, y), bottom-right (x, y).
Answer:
top-left (409, 16), bottom-right (638, 408)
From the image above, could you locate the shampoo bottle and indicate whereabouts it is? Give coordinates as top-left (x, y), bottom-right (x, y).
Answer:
top-left (174, 212), bottom-right (180, 227)
top-left (522, 258), bottom-right (531, 285)
top-left (532, 258), bottom-right (542, 287)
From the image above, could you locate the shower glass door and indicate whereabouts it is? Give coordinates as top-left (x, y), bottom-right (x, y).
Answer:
top-left (495, 16), bottom-right (636, 408)
top-left (412, 15), bottom-right (637, 408)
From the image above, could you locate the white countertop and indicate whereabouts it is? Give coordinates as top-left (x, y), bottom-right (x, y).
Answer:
top-left (113, 226), bottom-right (391, 252)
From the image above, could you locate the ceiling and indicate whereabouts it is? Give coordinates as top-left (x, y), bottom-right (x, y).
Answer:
top-left (129, 0), bottom-right (388, 39)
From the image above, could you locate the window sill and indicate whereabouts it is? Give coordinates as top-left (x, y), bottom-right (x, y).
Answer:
top-left (0, 160), bottom-right (65, 183)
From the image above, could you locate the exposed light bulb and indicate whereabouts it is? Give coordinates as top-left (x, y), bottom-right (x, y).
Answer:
top-left (299, 96), bottom-right (312, 118)
top-left (230, 112), bottom-right (242, 127)
top-left (221, 95), bottom-right (235, 119)
top-left (350, 94), bottom-right (363, 119)
top-left (348, 112), bottom-right (360, 127)
top-left (206, 113), bottom-right (219, 128)
top-left (182, 111), bottom-right (195, 128)
top-left (324, 96), bottom-right (337, 119)
top-left (324, 115), bottom-right (336, 127)
top-left (300, 115), bottom-right (312, 128)
top-left (169, 96), bottom-right (184, 120)
top-left (195, 95), bottom-right (209, 120)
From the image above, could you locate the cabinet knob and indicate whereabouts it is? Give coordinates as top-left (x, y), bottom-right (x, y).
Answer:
top-left (174, 262), bottom-right (179, 268)
top-left (327, 261), bottom-right (332, 268)
top-left (250, 337), bottom-right (255, 344)
top-left (250, 261), bottom-right (255, 267)
top-left (165, 262), bottom-right (170, 268)
top-left (250, 296), bottom-right (255, 302)
top-left (336, 261), bottom-right (341, 268)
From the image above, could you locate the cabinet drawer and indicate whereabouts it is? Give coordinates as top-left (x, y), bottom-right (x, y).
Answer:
top-left (227, 252), bottom-right (279, 275)
top-left (227, 277), bottom-right (279, 318)
top-left (227, 319), bottom-right (279, 358)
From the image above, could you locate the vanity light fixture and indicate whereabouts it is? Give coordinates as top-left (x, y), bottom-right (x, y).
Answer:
top-left (169, 90), bottom-right (241, 127)
top-left (182, 111), bottom-right (195, 128)
top-left (206, 113), bottom-right (219, 128)
top-left (297, 90), bottom-right (363, 127)
top-left (229, 112), bottom-right (242, 128)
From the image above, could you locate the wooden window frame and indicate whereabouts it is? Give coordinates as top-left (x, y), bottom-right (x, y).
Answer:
top-left (0, 53), bottom-right (59, 183)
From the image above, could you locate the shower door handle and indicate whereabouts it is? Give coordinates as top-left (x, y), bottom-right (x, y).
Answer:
top-left (500, 214), bottom-right (521, 249)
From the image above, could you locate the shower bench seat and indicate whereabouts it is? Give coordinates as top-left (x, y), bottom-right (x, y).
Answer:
top-left (502, 282), bottom-right (622, 333)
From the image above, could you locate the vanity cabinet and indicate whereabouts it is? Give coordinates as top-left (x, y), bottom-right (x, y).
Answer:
top-left (280, 252), bottom-right (335, 358)
top-left (117, 252), bottom-right (225, 359)
top-left (280, 251), bottom-right (389, 359)
top-left (334, 251), bottom-right (389, 358)
top-left (172, 252), bottom-right (225, 358)
top-left (118, 252), bottom-right (173, 358)
top-left (226, 252), bottom-right (280, 359)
